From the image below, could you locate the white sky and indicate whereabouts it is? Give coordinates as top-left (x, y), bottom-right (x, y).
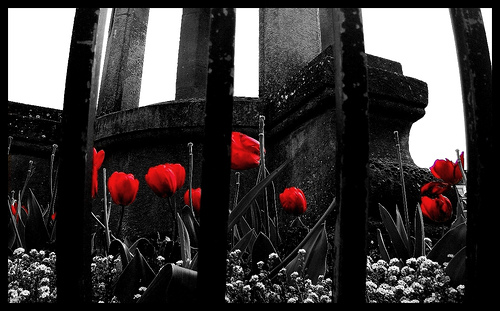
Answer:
top-left (8, 8), bottom-right (492, 169)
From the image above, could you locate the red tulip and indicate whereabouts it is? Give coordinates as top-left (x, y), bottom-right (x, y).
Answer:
top-left (420, 181), bottom-right (451, 197)
top-left (430, 151), bottom-right (464, 185)
top-left (184, 188), bottom-right (202, 214)
top-left (170, 163), bottom-right (186, 192)
top-left (279, 187), bottom-right (307, 216)
top-left (231, 131), bottom-right (260, 170)
top-left (145, 163), bottom-right (185, 198)
top-left (420, 194), bottom-right (452, 222)
top-left (11, 201), bottom-right (28, 223)
top-left (108, 172), bottom-right (139, 206)
top-left (92, 148), bottom-right (105, 198)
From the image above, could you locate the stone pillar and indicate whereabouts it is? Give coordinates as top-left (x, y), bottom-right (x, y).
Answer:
top-left (319, 8), bottom-right (334, 51)
top-left (175, 8), bottom-right (211, 100)
top-left (259, 8), bottom-right (322, 99)
top-left (96, 8), bottom-right (149, 117)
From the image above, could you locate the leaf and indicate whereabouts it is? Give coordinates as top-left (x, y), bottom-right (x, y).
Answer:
top-left (137, 263), bottom-right (197, 303)
top-left (251, 232), bottom-right (278, 274)
top-left (376, 228), bottom-right (391, 262)
top-left (427, 222), bottom-right (467, 264)
top-left (285, 222), bottom-right (327, 284)
top-left (227, 159), bottom-right (290, 229)
top-left (395, 205), bottom-right (410, 253)
top-left (445, 246), bottom-right (466, 287)
top-left (268, 197), bottom-right (337, 280)
top-left (7, 199), bottom-right (22, 250)
top-left (413, 203), bottom-right (425, 257)
top-left (231, 228), bottom-right (257, 254)
top-left (113, 248), bottom-right (155, 303)
top-left (109, 239), bottom-right (132, 268)
top-left (176, 212), bottom-right (191, 267)
top-left (25, 189), bottom-right (50, 250)
top-left (180, 205), bottom-right (199, 247)
top-left (238, 216), bottom-right (252, 238)
top-left (268, 217), bottom-right (280, 247)
top-left (378, 203), bottom-right (410, 260)
top-left (129, 237), bottom-right (155, 259)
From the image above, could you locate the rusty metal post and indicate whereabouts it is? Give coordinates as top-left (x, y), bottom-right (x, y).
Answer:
top-left (196, 8), bottom-right (236, 303)
top-left (55, 8), bottom-right (105, 303)
top-left (331, 8), bottom-right (370, 303)
top-left (449, 8), bottom-right (493, 304)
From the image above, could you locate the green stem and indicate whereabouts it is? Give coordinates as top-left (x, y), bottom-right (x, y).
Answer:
top-left (102, 168), bottom-right (111, 250)
top-left (188, 142), bottom-right (194, 209)
top-left (394, 131), bottom-right (410, 236)
top-left (168, 197), bottom-right (177, 241)
top-left (7, 136), bottom-right (13, 156)
top-left (20, 160), bottom-right (35, 205)
top-left (49, 144), bottom-right (58, 204)
top-left (91, 212), bottom-right (117, 240)
top-left (117, 205), bottom-right (125, 239)
top-left (267, 197), bottom-right (337, 280)
top-left (233, 172), bottom-right (241, 210)
top-left (455, 149), bottom-right (467, 185)
top-left (258, 115), bottom-right (270, 236)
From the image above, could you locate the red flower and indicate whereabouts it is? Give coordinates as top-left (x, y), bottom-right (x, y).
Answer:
top-left (420, 195), bottom-right (452, 222)
top-left (170, 163), bottom-right (186, 192)
top-left (430, 151), bottom-right (464, 185)
top-left (108, 172), bottom-right (139, 206)
top-left (231, 132), bottom-right (260, 170)
top-left (420, 181), bottom-right (453, 223)
top-left (279, 187), bottom-right (307, 216)
top-left (184, 188), bottom-right (202, 214)
top-left (420, 181), bottom-right (451, 197)
top-left (92, 148), bottom-right (105, 198)
top-left (145, 163), bottom-right (185, 198)
top-left (11, 201), bottom-right (28, 223)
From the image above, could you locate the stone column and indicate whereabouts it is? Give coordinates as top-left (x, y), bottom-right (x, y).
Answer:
top-left (175, 8), bottom-right (211, 100)
top-left (259, 8), bottom-right (322, 99)
top-left (319, 8), bottom-right (334, 51)
top-left (96, 8), bottom-right (149, 117)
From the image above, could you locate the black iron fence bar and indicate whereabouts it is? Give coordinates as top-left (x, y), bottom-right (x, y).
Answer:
top-left (449, 8), bottom-right (493, 304)
top-left (331, 8), bottom-right (370, 303)
top-left (196, 8), bottom-right (236, 303)
top-left (55, 8), bottom-right (106, 303)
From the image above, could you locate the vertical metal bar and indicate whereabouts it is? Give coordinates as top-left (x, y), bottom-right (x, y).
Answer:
top-left (449, 8), bottom-right (493, 304)
top-left (331, 8), bottom-right (370, 303)
top-left (56, 8), bottom-right (104, 303)
top-left (196, 8), bottom-right (236, 303)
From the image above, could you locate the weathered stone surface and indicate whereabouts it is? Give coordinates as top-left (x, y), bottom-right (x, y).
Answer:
top-left (8, 101), bottom-right (62, 206)
top-left (259, 8), bottom-right (322, 99)
top-left (7, 45), bottom-right (435, 240)
top-left (92, 97), bottom-right (263, 240)
top-left (97, 8), bottom-right (149, 117)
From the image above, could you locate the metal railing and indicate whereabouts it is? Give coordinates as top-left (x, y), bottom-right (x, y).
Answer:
top-left (54, 8), bottom-right (492, 303)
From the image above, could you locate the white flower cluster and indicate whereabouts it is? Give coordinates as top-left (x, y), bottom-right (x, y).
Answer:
top-left (225, 249), bottom-right (332, 303)
top-left (8, 248), bottom-right (57, 303)
top-left (366, 255), bottom-right (464, 303)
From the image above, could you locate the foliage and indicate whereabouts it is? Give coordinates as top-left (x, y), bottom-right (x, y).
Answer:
top-left (377, 148), bottom-right (468, 287)
top-left (7, 129), bottom-right (469, 303)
